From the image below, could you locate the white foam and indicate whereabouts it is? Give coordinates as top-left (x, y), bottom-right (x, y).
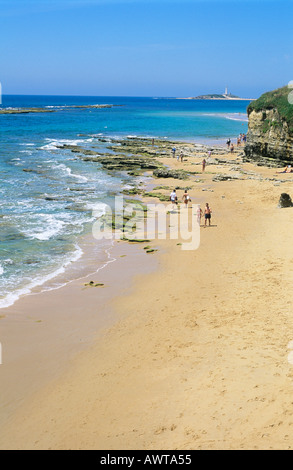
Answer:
top-left (200, 112), bottom-right (248, 122)
top-left (40, 137), bottom-right (94, 151)
top-left (90, 202), bottom-right (109, 218)
top-left (52, 163), bottom-right (88, 182)
top-left (45, 105), bottom-right (68, 109)
top-left (0, 265), bottom-right (4, 275)
top-left (21, 214), bottom-right (65, 241)
top-left (0, 245), bottom-right (84, 310)
top-left (4, 259), bottom-right (13, 265)
top-left (225, 113), bottom-right (248, 122)
top-left (40, 142), bottom-right (59, 150)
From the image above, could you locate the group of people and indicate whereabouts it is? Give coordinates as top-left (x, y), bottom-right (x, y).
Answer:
top-left (237, 133), bottom-right (247, 146)
top-left (169, 189), bottom-right (212, 226)
top-left (172, 148), bottom-right (208, 173)
top-left (173, 134), bottom-right (247, 163)
top-left (172, 147), bottom-right (184, 162)
top-left (226, 134), bottom-right (247, 153)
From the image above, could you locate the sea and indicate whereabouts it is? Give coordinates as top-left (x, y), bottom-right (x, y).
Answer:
top-left (0, 95), bottom-right (250, 309)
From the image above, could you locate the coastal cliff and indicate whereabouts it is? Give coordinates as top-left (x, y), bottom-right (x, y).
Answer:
top-left (244, 86), bottom-right (293, 164)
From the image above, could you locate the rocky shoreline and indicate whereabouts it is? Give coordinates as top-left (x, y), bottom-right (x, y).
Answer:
top-left (55, 137), bottom-right (232, 177)
top-left (0, 108), bottom-right (55, 115)
top-left (0, 104), bottom-right (121, 115)
top-left (53, 136), bottom-right (293, 197)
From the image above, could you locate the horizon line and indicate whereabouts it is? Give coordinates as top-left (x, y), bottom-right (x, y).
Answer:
top-left (1, 93), bottom-right (257, 99)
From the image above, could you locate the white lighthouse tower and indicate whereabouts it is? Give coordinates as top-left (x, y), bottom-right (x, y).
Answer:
top-left (224, 86), bottom-right (228, 97)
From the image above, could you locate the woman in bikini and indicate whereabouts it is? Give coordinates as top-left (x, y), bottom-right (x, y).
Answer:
top-left (182, 190), bottom-right (191, 208)
top-left (197, 205), bottom-right (203, 225)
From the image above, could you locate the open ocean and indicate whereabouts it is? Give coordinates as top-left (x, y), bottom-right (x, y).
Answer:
top-left (0, 95), bottom-right (250, 309)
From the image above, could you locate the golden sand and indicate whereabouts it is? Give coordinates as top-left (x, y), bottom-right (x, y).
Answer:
top-left (1, 143), bottom-right (293, 450)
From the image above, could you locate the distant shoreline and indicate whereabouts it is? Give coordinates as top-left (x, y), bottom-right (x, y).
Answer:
top-left (176, 97), bottom-right (255, 101)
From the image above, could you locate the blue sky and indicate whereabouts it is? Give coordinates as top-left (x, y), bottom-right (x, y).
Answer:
top-left (0, 0), bottom-right (292, 97)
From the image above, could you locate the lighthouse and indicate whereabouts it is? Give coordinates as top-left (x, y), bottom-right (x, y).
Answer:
top-left (224, 86), bottom-right (228, 96)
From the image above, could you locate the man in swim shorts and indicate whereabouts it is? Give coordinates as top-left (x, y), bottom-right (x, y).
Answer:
top-left (170, 189), bottom-right (178, 209)
top-left (204, 202), bottom-right (212, 227)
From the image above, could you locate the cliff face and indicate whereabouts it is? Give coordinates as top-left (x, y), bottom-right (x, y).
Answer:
top-left (244, 86), bottom-right (293, 163)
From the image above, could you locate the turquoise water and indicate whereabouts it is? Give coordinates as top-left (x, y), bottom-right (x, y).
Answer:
top-left (0, 95), bottom-right (249, 308)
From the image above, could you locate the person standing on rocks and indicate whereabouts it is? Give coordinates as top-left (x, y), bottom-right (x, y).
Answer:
top-left (202, 158), bottom-right (206, 172)
top-left (172, 147), bottom-right (176, 158)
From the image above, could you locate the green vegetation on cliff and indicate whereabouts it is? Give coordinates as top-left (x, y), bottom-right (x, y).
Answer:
top-left (247, 86), bottom-right (293, 134)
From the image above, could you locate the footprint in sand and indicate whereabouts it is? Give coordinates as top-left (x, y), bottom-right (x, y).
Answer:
top-left (287, 341), bottom-right (293, 365)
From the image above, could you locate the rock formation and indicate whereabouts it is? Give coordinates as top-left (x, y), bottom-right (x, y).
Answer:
top-left (278, 193), bottom-right (293, 208)
top-left (244, 86), bottom-right (293, 164)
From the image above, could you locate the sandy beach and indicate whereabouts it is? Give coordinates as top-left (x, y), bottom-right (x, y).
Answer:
top-left (1, 140), bottom-right (293, 450)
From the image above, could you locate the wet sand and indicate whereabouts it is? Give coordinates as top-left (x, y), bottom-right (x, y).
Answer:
top-left (0, 239), bottom-right (158, 430)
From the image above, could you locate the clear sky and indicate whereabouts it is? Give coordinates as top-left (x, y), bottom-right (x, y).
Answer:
top-left (0, 0), bottom-right (292, 98)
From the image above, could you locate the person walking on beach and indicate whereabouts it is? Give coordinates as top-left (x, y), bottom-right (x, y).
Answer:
top-left (230, 143), bottom-right (234, 153)
top-left (170, 189), bottom-right (178, 209)
top-left (182, 189), bottom-right (191, 208)
top-left (180, 151), bottom-right (184, 163)
top-left (204, 203), bottom-right (212, 227)
top-left (172, 147), bottom-right (176, 158)
top-left (197, 205), bottom-right (203, 225)
top-left (202, 158), bottom-right (206, 172)
top-left (226, 138), bottom-right (231, 149)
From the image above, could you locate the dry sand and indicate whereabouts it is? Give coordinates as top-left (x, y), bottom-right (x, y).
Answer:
top-left (1, 143), bottom-right (293, 450)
